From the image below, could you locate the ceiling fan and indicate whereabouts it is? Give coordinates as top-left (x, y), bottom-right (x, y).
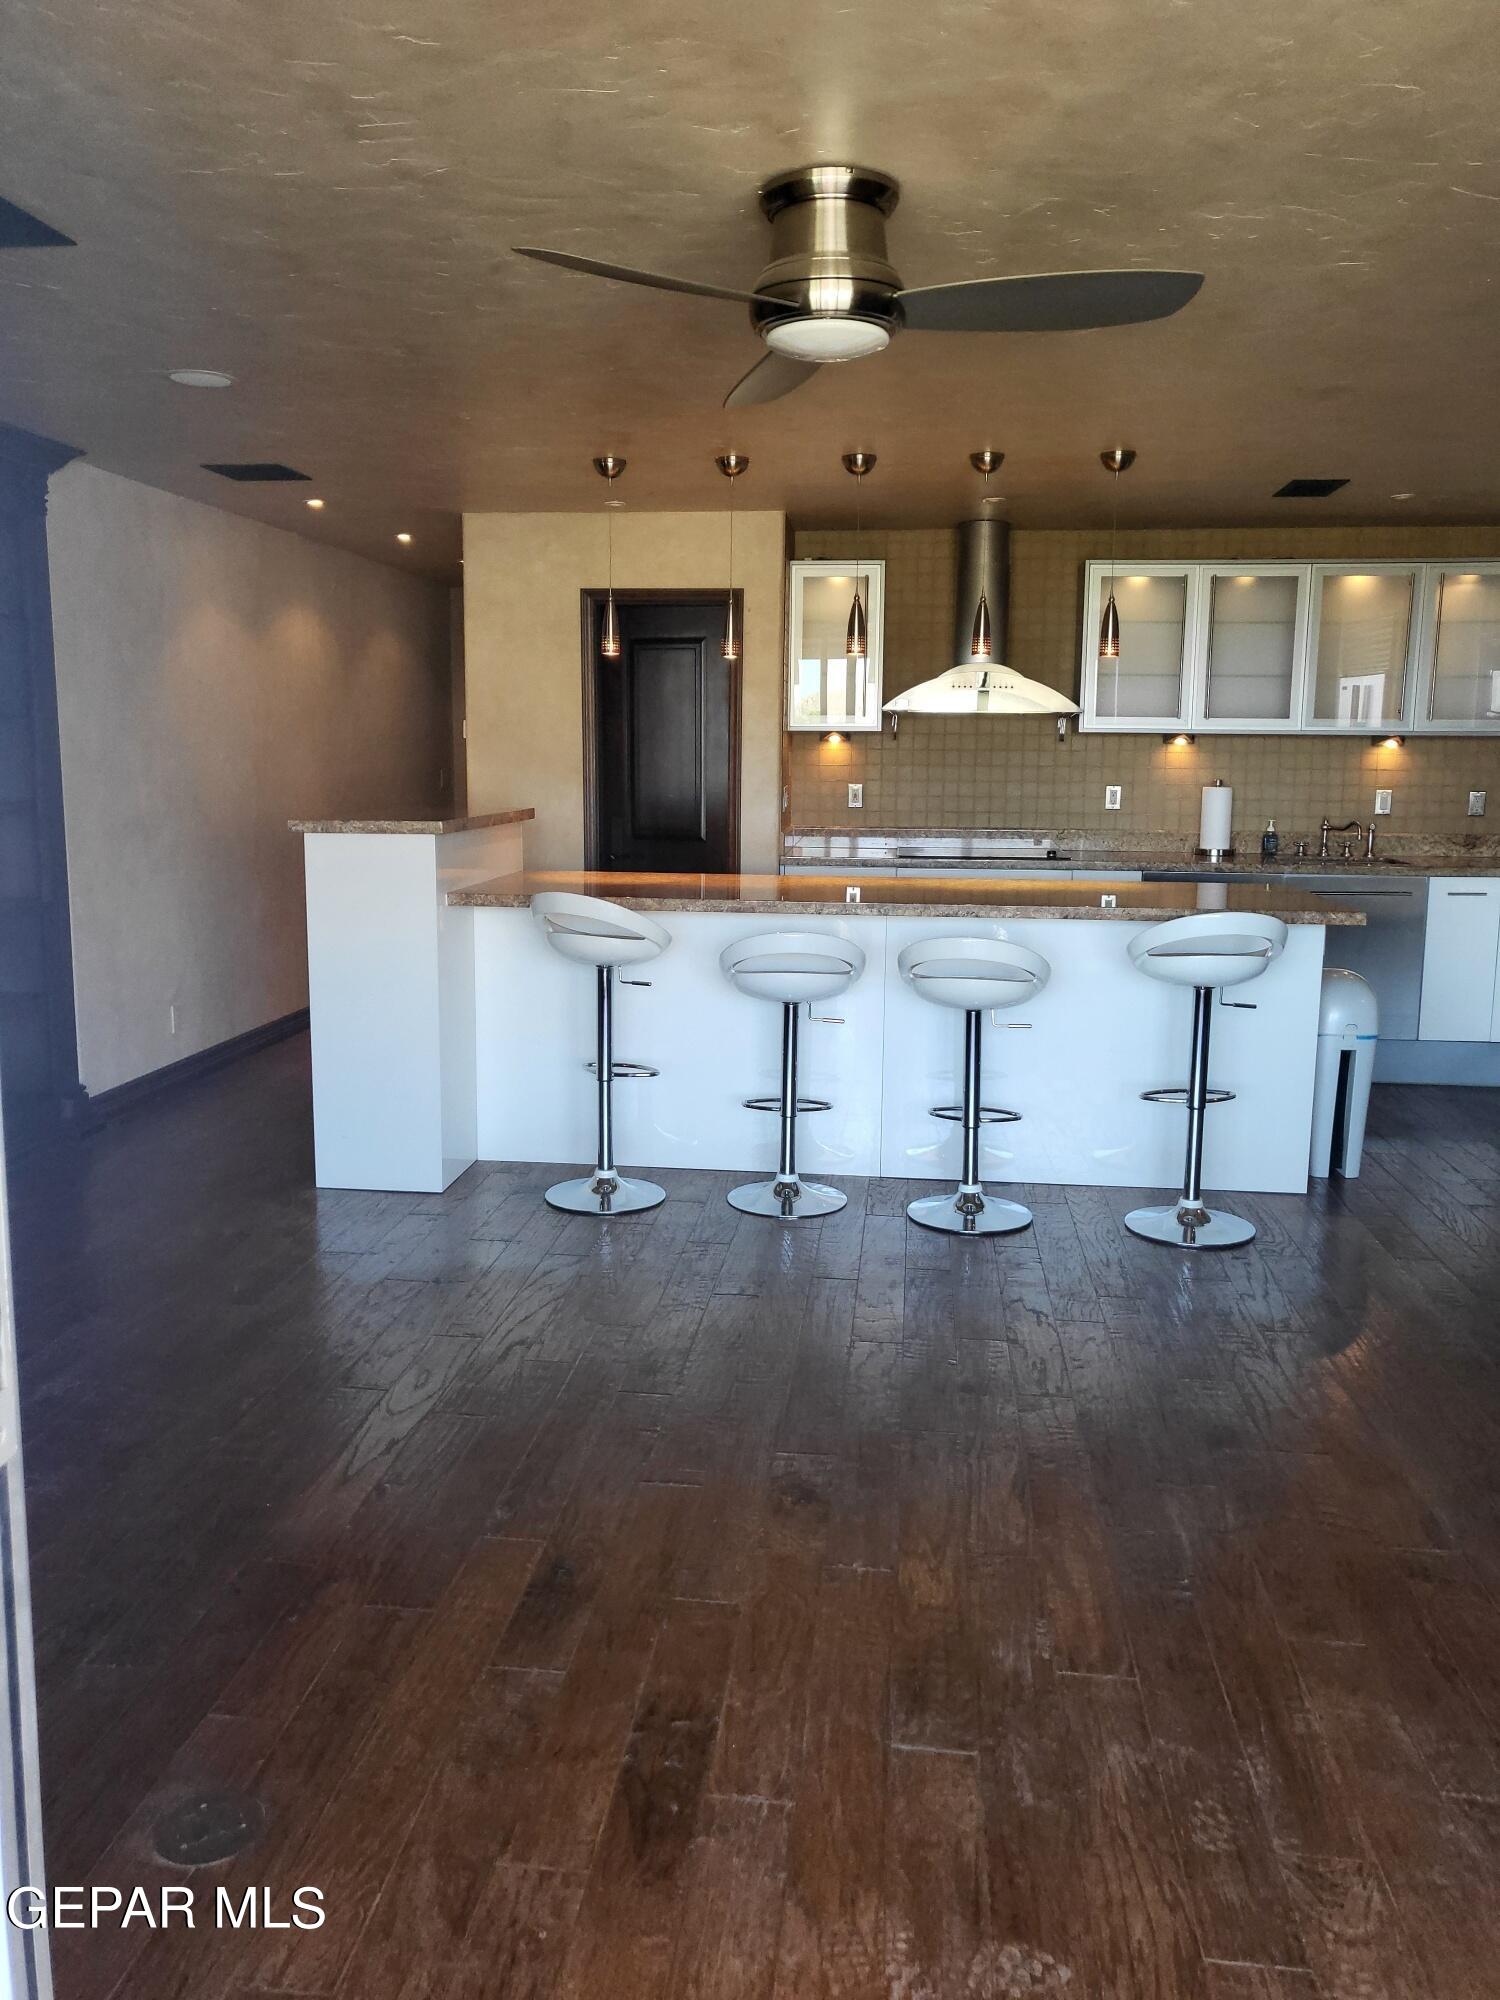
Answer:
top-left (514, 165), bottom-right (1203, 410)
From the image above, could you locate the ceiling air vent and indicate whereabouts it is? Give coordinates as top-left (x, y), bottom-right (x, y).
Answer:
top-left (0, 197), bottom-right (74, 249)
top-left (202, 462), bottom-right (311, 482)
top-left (1273, 477), bottom-right (1349, 498)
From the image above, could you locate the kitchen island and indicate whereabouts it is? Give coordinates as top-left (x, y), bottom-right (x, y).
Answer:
top-left (296, 846), bottom-right (1360, 1196)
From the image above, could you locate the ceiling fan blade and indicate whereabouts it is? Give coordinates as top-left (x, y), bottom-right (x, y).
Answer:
top-left (898, 269), bottom-right (1204, 333)
top-left (723, 350), bottom-right (821, 409)
top-left (513, 246), bottom-right (760, 305)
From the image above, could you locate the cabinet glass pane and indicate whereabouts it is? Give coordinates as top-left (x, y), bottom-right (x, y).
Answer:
top-left (1428, 572), bottom-right (1500, 723)
top-left (1311, 573), bottom-right (1413, 725)
top-left (1094, 573), bottom-right (1187, 719)
top-left (1204, 573), bottom-right (1299, 720)
top-left (790, 572), bottom-right (878, 728)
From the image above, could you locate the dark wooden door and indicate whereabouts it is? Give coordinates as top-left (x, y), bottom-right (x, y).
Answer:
top-left (591, 596), bottom-right (739, 874)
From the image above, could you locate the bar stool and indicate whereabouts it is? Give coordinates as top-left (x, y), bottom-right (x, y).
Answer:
top-left (531, 891), bottom-right (670, 1216)
top-left (1125, 910), bottom-right (1287, 1250)
top-left (899, 934), bottom-right (1050, 1235)
top-left (720, 930), bottom-right (866, 1220)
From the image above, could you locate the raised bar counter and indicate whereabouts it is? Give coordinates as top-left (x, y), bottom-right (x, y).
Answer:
top-left (449, 868), bottom-right (1361, 924)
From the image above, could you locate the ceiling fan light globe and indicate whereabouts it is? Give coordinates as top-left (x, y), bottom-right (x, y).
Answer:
top-left (763, 317), bottom-right (891, 363)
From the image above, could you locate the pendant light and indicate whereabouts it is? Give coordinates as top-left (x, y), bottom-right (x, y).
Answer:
top-left (842, 451), bottom-right (876, 660)
top-left (1097, 447), bottom-right (1136, 661)
top-left (966, 449), bottom-right (1005, 661)
top-left (715, 451), bottom-right (748, 661)
top-left (592, 454), bottom-right (626, 657)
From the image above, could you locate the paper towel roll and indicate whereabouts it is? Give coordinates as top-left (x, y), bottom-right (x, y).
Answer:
top-left (1199, 782), bottom-right (1233, 855)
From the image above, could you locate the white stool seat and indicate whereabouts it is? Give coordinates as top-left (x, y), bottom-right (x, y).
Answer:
top-left (1128, 911), bottom-right (1287, 992)
top-left (532, 891), bottom-right (670, 969)
top-left (898, 932), bottom-right (1051, 1237)
top-left (898, 935), bottom-right (1049, 1015)
top-left (720, 929), bottom-right (866, 1220)
top-left (720, 931), bottom-right (866, 1006)
top-left (530, 891), bottom-right (670, 1215)
top-left (1124, 910), bottom-right (1285, 1252)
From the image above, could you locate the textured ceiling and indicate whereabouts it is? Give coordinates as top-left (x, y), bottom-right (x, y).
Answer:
top-left (3, 0), bottom-right (1500, 578)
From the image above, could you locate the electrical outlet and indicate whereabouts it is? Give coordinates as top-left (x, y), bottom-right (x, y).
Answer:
top-left (1373, 788), bottom-right (1392, 816)
top-left (848, 783), bottom-right (863, 809)
top-left (1105, 785), bottom-right (1122, 811)
top-left (1470, 790), bottom-right (1488, 817)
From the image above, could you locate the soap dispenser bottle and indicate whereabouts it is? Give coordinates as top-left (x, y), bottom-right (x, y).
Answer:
top-left (1261, 818), bottom-right (1279, 860)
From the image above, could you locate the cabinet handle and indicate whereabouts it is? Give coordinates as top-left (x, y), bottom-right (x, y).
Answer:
top-left (1445, 890), bottom-right (1490, 897)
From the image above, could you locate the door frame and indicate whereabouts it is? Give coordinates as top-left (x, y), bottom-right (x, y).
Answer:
top-left (579, 589), bottom-right (743, 873)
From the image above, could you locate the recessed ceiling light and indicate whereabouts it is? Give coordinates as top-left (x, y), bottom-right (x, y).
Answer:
top-left (305, 497), bottom-right (325, 510)
top-left (169, 368), bottom-right (234, 389)
top-left (396, 532), bottom-right (413, 545)
top-left (1390, 491), bottom-right (1414, 500)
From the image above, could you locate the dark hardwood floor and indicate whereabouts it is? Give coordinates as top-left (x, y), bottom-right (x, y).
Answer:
top-left (11, 1034), bottom-right (1500, 1997)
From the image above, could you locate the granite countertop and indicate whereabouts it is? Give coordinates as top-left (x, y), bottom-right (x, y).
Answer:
top-left (782, 829), bottom-right (1500, 878)
top-left (447, 869), bottom-right (1362, 925)
top-left (289, 809), bottom-right (535, 836)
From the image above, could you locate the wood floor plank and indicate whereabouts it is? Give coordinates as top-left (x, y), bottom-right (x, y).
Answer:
top-left (712, 1453), bottom-right (833, 1801)
top-left (770, 1566), bottom-right (891, 2000)
top-left (666, 1794), bottom-right (790, 2000)
top-left (552, 1598), bottom-right (738, 1999)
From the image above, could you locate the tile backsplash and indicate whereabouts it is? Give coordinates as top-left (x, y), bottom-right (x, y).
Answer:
top-left (785, 525), bottom-right (1500, 840)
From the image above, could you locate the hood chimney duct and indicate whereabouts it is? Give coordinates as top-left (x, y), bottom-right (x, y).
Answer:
top-left (954, 516), bottom-right (1010, 668)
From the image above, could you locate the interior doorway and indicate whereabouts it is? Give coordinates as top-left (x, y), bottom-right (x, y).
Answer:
top-left (582, 591), bottom-right (741, 875)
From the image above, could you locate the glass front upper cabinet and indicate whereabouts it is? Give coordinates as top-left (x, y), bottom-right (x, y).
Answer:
top-left (1081, 563), bottom-right (1195, 730)
top-left (1419, 565), bottom-right (1500, 728)
top-left (786, 559), bottom-right (885, 731)
top-left (1193, 564), bottom-right (1308, 730)
top-left (1305, 566), bottom-right (1418, 730)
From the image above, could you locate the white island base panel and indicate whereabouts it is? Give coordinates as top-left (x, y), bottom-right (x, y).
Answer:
top-left (304, 824), bottom-right (525, 1192)
top-left (472, 910), bottom-right (1326, 1195)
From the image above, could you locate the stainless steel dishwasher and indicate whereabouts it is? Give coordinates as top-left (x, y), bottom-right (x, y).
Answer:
top-left (1141, 871), bottom-right (1428, 1040)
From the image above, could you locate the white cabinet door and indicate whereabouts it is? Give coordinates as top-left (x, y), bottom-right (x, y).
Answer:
top-left (1193, 565), bottom-right (1310, 731)
top-left (1415, 565), bottom-right (1500, 733)
top-left (1419, 879), bottom-right (1500, 1041)
top-left (1081, 562), bottom-right (1198, 730)
top-left (1304, 566), bottom-right (1419, 732)
top-left (786, 560), bottom-right (885, 732)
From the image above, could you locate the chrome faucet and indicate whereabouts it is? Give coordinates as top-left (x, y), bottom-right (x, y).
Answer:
top-left (1365, 821), bottom-right (1377, 861)
top-left (1320, 817), bottom-right (1363, 860)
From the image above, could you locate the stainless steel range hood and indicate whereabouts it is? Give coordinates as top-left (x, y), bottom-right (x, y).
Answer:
top-left (883, 517), bottom-right (1079, 718)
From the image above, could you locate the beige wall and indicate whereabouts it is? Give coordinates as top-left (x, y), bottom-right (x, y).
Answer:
top-left (788, 525), bottom-right (1500, 842)
top-left (48, 463), bottom-right (451, 1094)
top-left (462, 510), bottom-right (785, 872)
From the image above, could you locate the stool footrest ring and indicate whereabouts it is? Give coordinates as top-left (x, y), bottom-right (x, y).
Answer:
top-left (585, 1060), bottom-right (660, 1080)
top-left (743, 1094), bottom-right (832, 1114)
top-left (931, 1104), bottom-right (1020, 1125)
top-left (1141, 1086), bottom-right (1234, 1106)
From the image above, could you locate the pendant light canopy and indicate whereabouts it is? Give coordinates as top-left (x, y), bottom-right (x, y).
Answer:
top-left (842, 451), bottom-right (875, 661)
top-left (593, 454), bottom-right (626, 658)
top-left (715, 451), bottom-right (748, 662)
top-left (1097, 447), bottom-right (1136, 662)
top-left (966, 449), bottom-right (1004, 662)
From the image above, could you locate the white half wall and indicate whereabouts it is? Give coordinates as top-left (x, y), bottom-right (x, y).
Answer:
top-left (47, 463), bottom-right (452, 1094)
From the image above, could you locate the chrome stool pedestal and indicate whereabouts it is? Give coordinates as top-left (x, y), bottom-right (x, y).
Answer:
top-left (907, 1008), bottom-right (1030, 1236)
top-left (546, 963), bottom-right (665, 1216)
top-left (729, 999), bottom-right (845, 1220)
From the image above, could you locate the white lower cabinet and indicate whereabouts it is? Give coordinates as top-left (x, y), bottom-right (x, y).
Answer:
top-left (1418, 879), bottom-right (1500, 1041)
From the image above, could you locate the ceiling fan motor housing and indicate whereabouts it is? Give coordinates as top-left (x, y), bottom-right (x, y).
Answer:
top-left (750, 166), bottom-right (905, 351)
